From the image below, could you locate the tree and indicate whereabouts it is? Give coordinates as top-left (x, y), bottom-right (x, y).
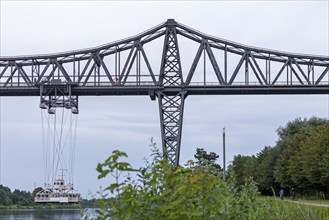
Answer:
top-left (247, 117), bottom-right (329, 196)
top-left (11, 189), bottom-right (20, 204)
top-left (32, 187), bottom-right (43, 198)
top-left (0, 188), bottom-right (12, 206)
top-left (254, 146), bottom-right (279, 195)
top-left (10, 189), bottom-right (33, 205)
top-left (231, 154), bottom-right (257, 188)
top-left (299, 123), bottom-right (329, 193)
top-left (194, 148), bottom-right (222, 175)
top-left (0, 185), bottom-right (11, 195)
top-left (274, 117), bottom-right (328, 191)
top-left (0, 185), bottom-right (36, 206)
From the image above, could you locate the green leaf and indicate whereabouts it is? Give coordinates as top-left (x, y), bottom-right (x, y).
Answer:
top-left (97, 170), bottom-right (110, 179)
top-left (105, 183), bottom-right (120, 193)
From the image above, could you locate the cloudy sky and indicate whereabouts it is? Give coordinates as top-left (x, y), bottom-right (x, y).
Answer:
top-left (0, 1), bottom-right (328, 198)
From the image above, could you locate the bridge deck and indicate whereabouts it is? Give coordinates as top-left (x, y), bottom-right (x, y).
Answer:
top-left (0, 84), bottom-right (328, 96)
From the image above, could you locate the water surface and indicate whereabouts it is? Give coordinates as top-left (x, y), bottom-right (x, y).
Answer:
top-left (0, 208), bottom-right (96, 220)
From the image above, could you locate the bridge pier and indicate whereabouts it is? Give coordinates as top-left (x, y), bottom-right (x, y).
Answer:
top-left (157, 91), bottom-right (186, 166)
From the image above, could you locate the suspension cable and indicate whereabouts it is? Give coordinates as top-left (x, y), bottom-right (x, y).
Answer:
top-left (41, 105), bottom-right (78, 187)
top-left (0, 96), bottom-right (2, 184)
top-left (54, 106), bottom-right (66, 181)
top-left (41, 110), bottom-right (46, 186)
top-left (69, 114), bottom-right (78, 185)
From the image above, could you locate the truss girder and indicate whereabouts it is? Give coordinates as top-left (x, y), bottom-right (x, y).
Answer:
top-left (0, 19), bottom-right (328, 89)
top-left (0, 25), bottom-right (167, 89)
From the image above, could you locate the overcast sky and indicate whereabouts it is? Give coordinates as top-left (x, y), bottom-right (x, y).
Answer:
top-left (0, 1), bottom-right (328, 198)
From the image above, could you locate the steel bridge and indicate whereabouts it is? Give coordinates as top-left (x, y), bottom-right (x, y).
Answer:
top-left (1, 19), bottom-right (329, 166)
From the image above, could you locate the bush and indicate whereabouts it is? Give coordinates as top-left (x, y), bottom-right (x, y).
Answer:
top-left (85, 147), bottom-right (273, 220)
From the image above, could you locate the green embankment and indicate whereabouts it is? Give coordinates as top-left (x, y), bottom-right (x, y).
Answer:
top-left (0, 203), bottom-right (80, 210)
top-left (265, 198), bottom-right (329, 220)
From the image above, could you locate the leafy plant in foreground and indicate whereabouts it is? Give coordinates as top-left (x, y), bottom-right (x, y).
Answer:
top-left (86, 145), bottom-right (278, 220)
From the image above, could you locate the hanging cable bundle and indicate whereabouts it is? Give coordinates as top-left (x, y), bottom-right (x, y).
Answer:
top-left (41, 107), bottom-right (78, 188)
top-left (35, 81), bottom-right (80, 204)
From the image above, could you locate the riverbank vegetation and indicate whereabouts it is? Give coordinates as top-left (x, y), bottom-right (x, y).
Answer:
top-left (0, 185), bottom-right (35, 207)
top-left (85, 124), bottom-right (329, 219)
top-left (231, 117), bottom-right (329, 199)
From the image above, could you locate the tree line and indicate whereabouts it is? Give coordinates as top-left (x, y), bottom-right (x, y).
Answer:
top-left (0, 185), bottom-right (43, 206)
top-left (230, 117), bottom-right (329, 198)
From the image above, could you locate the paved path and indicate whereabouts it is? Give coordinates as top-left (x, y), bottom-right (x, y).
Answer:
top-left (284, 199), bottom-right (329, 208)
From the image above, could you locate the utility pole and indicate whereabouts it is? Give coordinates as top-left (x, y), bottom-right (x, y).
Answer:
top-left (223, 127), bottom-right (226, 181)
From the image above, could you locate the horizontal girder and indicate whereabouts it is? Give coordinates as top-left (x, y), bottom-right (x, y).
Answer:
top-left (0, 19), bottom-right (328, 97)
top-left (0, 85), bottom-right (328, 97)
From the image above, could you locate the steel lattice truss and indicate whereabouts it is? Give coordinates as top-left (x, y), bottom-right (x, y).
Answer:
top-left (1, 19), bottom-right (329, 165)
top-left (157, 23), bottom-right (185, 164)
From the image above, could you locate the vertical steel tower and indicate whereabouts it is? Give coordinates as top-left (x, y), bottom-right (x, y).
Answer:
top-left (158, 19), bottom-right (186, 166)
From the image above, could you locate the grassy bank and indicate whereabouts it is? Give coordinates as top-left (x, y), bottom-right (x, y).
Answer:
top-left (262, 197), bottom-right (329, 220)
top-left (0, 203), bottom-right (80, 210)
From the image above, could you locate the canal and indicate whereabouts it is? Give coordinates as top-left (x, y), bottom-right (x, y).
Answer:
top-left (0, 208), bottom-right (97, 220)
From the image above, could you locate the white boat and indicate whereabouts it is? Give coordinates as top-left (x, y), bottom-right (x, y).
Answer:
top-left (35, 178), bottom-right (80, 204)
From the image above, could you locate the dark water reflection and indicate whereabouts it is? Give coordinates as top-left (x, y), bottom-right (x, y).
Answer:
top-left (0, 208), bottom-right (96, 220)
